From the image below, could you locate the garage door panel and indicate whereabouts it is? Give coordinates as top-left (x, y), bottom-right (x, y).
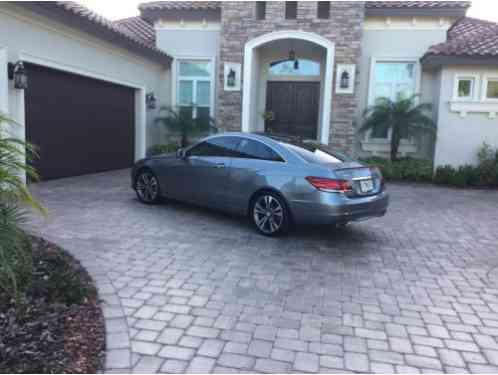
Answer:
top-left (25, 63), bottom-right (134, 180)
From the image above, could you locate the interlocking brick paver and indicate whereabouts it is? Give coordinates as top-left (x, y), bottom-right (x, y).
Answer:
top-left (218, 353), bottom-right (255, 369)
top-left (254, 358), bottom-right (291, 373)
top-left (31, 171), bottom-right (498, 373)
top-left (132, 356), bottom-right (164, 373)
top-left (198, 339), bottom-right (225, 357)
top-left (158, 345), bottom-right (195, 361)
top-left (160, 359), bottom-right (188, 373)
top-left (186, 356), bottom-right (216, 373)
top-left (131, 341), bottom-right (161, 356)
top-left (248, 339), bottom-right (273, 358)
top-left (344, 352), bottom-right (369, 372)
top-left (439, 349), bottom-right (465, 368)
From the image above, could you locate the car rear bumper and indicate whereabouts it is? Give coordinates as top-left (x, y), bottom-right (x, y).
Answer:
top-left (289, 190), bottom-right (389, 225)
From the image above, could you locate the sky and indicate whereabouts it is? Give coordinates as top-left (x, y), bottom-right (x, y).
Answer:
top-left (80, 0), bottom-right (498, 23)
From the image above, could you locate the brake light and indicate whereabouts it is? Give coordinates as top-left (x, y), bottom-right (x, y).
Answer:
top-left (306, 176), bottom-right (352, 193)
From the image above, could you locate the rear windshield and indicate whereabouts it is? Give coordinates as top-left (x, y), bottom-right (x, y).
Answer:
top-left (280, 142), bottom-right (354, 164)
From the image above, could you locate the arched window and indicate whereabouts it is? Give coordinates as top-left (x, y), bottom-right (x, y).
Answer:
top-left (269, 59), bottom-right (320, 77)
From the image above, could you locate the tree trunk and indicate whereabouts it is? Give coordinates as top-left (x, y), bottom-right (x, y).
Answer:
top-left (390, 128), bottom-right (401, 162)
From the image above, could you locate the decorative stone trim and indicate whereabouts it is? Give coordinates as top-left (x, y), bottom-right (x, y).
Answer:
top-left (449, 101), bottom-right (498, 119)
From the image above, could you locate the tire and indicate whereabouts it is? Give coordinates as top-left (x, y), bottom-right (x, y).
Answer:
top-left (134, 169), bottom-right (161, 204)
top-left (250, 192), bottom-right (289, 236)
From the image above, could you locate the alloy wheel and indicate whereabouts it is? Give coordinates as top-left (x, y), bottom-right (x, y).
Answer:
top-left (253, 194), bottom-right (285, 235)
top-left (135, 171), bottom-right (159, 203)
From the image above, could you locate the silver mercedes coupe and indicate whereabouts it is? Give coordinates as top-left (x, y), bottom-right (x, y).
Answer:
top-left (131, 133), bottom-right (389, 236)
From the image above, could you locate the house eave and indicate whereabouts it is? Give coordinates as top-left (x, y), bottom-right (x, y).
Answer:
top-left (421, 55), bottom-right (498, 69)
top-left (15, 2), bottom-right (172, 67)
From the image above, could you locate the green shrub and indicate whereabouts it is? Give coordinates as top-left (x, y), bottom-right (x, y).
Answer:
top-left (0, 113), bottom-right (44, 306)
top-left (361, 157), bottom-right (433, 183)
top-left (0, 204), bottom-right (32, 304)
top-left (31, 247), bottom-right (92, 305)
top-left (147, 143), bottom-right (179, 157)
top-left (433, 165), bottom-right (455, 185)
top-left (477, 142), bottom-right (498, 186)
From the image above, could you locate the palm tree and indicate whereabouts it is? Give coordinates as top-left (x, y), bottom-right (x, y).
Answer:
top-left (360, 94), bottom-right (436, 161)
top-left (0, 113), bottom-right (44, 212)
top-left (0, 113), bottom-right (45, 304)
top-left (155, 106), bottom-right (218, 148)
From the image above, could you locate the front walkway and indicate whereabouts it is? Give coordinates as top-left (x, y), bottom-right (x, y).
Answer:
top-left (29, 170), bottom-right (498, 373)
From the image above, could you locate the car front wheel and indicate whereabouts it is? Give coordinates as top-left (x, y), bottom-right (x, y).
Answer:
top-left (134, 169), bottom-right (160, 204)
top-left (251, 192), bottom-right (289, 236)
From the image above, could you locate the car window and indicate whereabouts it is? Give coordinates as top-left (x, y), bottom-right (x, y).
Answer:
top-left (187, 137), bottom-right (240, 157)
top-left (237, 139), bottom-right (284, 162)
top-left (280, 142), bottom-right (352, 164)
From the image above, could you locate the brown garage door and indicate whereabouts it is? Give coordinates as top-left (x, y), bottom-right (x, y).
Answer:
top-left (25, 63), bottom-right (135, 180)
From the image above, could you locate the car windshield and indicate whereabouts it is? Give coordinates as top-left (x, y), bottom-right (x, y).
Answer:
top-left (279, 141), bottom-right (354, 164)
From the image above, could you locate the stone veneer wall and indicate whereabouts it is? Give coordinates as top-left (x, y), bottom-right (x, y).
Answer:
top-left (218, 1), bottom-right (365, 154)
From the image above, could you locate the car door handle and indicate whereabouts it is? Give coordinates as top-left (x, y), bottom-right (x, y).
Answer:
top-left (214, 163), bottom-right (225, 169)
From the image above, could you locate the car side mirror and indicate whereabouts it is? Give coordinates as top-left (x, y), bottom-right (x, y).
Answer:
top-left (176, 148), bottom-right (186, 159)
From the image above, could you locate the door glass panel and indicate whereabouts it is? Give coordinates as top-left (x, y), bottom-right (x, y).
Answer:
top-left (179, 61), bottom-right (210, 77)
top-left (196, 81), bottom-right (211, 106)
top-left (179, 80), bottom-right (193, 105)
top-left (269, 59), bottom-right (320, 76)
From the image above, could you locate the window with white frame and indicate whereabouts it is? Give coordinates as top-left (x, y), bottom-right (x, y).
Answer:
top-left (370, 61), bottom-right (417, 139)
top-left (455, 76), bottom-right (476, 100)
top-left (485, 78), bottom-right (498, 100)
top-left (177, 60), bottom-right (212, 125)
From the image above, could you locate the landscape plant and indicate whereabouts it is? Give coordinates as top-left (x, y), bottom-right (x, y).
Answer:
top-left (155, 106), bottom-right (218, 148)
top-left (360, 94), bottom-right (436, 161)
top-left (0, 112), bottom-right (44, 304)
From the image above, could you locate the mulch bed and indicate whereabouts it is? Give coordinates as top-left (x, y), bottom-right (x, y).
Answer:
top-left (0, 238), bottom-right (105, 373)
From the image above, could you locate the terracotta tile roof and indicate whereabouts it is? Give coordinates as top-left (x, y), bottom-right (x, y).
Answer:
top-left (16, 1), bottom-right (170, 65)
top-left (138, 1), bottom-right (221, 12)
top-left (425, 17), bottom-right (498, 58)
top-left (366, 1), bottom-right (471, 9)
top-left (114, 16), bottom-right (156, 48)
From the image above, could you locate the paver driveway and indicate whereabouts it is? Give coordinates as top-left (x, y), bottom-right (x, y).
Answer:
top-left (29, 169), bottom-right (498, 373)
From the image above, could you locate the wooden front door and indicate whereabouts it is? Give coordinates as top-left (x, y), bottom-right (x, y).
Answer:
top-left (265, 81), bottom-right (320, 139)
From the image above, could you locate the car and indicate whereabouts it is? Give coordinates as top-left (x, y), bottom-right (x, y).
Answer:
top-left (131, 132), bottom-right (389, 236)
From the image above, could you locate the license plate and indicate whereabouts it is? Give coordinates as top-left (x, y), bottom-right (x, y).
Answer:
top-left (359, 179), bottom-right (374, 193)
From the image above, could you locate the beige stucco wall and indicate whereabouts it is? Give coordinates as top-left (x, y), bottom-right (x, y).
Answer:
top-left (0, 3), bottom-right (172, 157)
top-left (357, 22), bottom-right (449, 159)
top-left (434, 65), bottom-right (498, 168)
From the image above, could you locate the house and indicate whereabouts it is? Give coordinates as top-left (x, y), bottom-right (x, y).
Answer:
top-left (1, 1), bottom-right (497, 180)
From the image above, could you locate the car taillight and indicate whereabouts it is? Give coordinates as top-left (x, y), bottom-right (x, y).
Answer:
top-left (306, 176), bottom-right (352, 193)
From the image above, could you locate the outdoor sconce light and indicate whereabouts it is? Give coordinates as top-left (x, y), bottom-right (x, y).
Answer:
top-left (340, 70), bottom-right (350, 89)
top-left (227, 68), bottom-right (236, 87)
top-left (8, 61), bottom-right (28, 90)
top-left (146, 92), bottom-right (157, 110)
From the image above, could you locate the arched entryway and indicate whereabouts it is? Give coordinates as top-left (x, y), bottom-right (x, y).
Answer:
top-left (242, 31), bottom-right (335, 144)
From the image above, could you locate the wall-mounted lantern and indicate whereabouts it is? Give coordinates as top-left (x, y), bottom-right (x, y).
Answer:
top-left (340, 70), bottom-right (350, 89)
top-left (8, 61), bottom-right (28, 90)
top-left (336, 64), bottom-right (356, 95)
top-left (146, 92), bottom-right (157, 110)
top-left (227, 69), bottom-right (236, 87)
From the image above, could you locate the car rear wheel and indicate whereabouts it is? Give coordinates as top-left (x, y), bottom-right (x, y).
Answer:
top-left (251, 192), bottom-right (288, 236)
top-left (135, 170), bottom-right (161, 204)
